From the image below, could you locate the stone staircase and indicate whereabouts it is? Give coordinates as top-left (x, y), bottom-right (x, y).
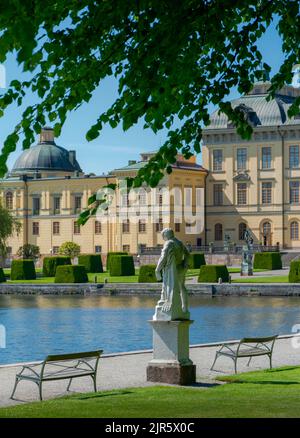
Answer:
top-left (281, 252), bottom-right (300, 267)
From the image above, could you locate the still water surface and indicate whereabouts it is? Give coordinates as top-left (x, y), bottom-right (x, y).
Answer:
top-left (0, 295), bottom-right (300, 365)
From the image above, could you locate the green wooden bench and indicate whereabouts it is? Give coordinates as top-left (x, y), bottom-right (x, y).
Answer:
top-left (11, 350), bottom-right (103, 401)
top-left (210, 335), bottom-right (278, 374)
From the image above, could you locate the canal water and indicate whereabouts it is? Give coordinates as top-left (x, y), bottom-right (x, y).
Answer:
top-left (0, 295), bottom-right (300, 365)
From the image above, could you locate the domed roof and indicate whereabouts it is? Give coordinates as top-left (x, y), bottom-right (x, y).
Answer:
top-left (207, 83), bottom-right (300, 130)
top-left (11, 128), bottom-right (82, 174)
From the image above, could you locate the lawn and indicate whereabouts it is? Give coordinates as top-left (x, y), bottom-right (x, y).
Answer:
top-left (233, 275), bottom-right (288, 283)
top-left (1, 366), bottom-right (300, 417)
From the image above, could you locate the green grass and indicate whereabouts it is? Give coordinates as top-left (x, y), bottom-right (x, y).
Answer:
top-left (228, 267), bottom-right (268, 273)
top-left (2, 366), bottom-right (300, 417)
top-left (233, 275), bottom-right (288, 283)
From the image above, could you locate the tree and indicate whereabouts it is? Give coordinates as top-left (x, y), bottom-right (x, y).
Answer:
top-left (58, 242), bottom-right (81, 259)
top-left (17, 244), bottom-right (40, 260)
top-left (0, 204), bottom-right (21, 265)
top-left (0, 1), bottom-right (298, 215)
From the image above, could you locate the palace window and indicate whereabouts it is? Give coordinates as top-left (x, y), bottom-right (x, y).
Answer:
top-left (32, 222), bottom-right (39, 236)
top-left (122, 219), bottom-right (130, 233)
top-left (74, 196), bottom-right (82, 213)
top-left (290, 181), bottom-right (300, 204)
top-left (261, 147), bottom-right (272, 169)
top-left (290, 221), bottom-right (299, 240)
top-left (95, 221), bottom-right (102, 234)
top-left (73, 221), bottom-right (81, 234)
top-left (215, 223), bottom-right (223, 241)
top-left (5, 192), bottom-right (13, 210)
top-left (175, 222), bottom-right (180, 232)
top-left (239, 223), bottom-right (247, 241)
top-left (237, 148), bottom-right (247, 170)
top-left (237, 183), bottom-right (247, 205)
top-left (123, 244), bottom-right (130, 252)
top-left (32, 197), bottom-right (40, 215)
top-left (289, 145), bottom-right (300, 169)
top-left (53, 221), bottom-right (60, 235)
top-left (53, 196), bottom-right (61, 214)
top-left (156, 218), bottom-right (164, 232)
top-left (95, 245), bottom-right (102, 253)
top-left (213, 150), bottom-right (223, 171)
top-left (262, 182), bottom-right (272, 204)
top-left (52, 246), bottom-right (59, 255)
top-left (139, 191), bottom-right (147, 206)
top-left (138, 219), bottom-right (146, 233)
top-left (213, 184), bottom-right (223, 206)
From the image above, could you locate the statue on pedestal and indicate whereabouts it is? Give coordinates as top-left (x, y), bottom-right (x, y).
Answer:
top-left (153, 228), bottom-right (190, 321)
top-left (241, 229), bottom-right (254, 276)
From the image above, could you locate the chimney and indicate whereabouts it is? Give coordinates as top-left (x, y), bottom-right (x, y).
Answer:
top-left (40, 127), bottom-right (55, 143)
top-left (69, 150), bottom-right (76, 166)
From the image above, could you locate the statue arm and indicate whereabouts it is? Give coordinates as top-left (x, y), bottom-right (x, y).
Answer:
top-left (155, 243), bottom-right (169, 280)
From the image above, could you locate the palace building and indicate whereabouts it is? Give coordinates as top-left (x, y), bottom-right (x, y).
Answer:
top-left (2, 79), bottom-right (300, 259)
top-left (202, 81), bottom-right (300, 248)
top-left (0, 127), bottom-right (207, 258)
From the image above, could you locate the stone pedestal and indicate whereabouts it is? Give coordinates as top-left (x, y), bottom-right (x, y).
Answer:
top-left (147, 320), bottom-right (196, 385)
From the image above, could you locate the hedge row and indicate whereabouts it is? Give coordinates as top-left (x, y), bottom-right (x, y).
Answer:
top-left (188, 252), bottom-right (206, 269)
top-left (55, 265), bottom-right (88, 283)
top-left (289, 261), bottom-right (300, 283)
top-left (110, 255), bottom-right (135, 276)
top-left (106, 252), bottom-right (128, 271)
top-left (43, 256), bottom-right (71, 277)
top-left (198, 265), bottom-right (229, 283)
top-left (138, 265), bottom-right (157, 283)
top-left (78, 254), bottom-right (103, 273)
top-left (0, 268), bottom-right (6, 283)
top-left (253, 252), bottom-right (282, 270)
top-left (11, 260), bottom-right (36, 280)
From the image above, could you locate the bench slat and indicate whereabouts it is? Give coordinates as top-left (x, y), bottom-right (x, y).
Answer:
top-left (45, 350), bottom-right (103, 362)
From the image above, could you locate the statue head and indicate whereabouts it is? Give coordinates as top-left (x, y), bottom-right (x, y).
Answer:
top-left (161, 228), bottom-right (174, 241)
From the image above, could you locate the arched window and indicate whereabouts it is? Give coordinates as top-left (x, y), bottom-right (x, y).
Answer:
top-left (262, 221), bottom-right (272, 246)
top-left (239, 223), bottom-right (247, 241)
top-left (215, 223), bottom-right (223, 241)
top-left (290, 221), bottom-right (299, 240)
top-left (5, 192), bottom-right (13, 210)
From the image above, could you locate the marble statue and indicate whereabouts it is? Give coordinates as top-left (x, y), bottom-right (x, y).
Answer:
top-left (153, 228), bottom-right (190, 321)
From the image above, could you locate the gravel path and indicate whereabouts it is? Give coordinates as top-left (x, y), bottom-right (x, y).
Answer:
top-left (0, 335), bottom-right (299, 407)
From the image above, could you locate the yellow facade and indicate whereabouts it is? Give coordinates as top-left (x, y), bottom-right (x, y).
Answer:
top-left (0, 129), bottom-right (207, 257)
top-left (202, 83), bottom-right (300, 248)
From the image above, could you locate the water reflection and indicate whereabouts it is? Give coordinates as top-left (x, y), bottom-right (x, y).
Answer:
top-left (0, 295), bottom-right (300, 365)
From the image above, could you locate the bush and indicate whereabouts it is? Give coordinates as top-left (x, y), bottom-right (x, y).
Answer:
top-left (106, 252), bottom-right (128, 271)
top-left (138, 265), bottom-right (157, 283)
top-left (289, 261), bottom-right (300, 283)
top-left (253, 252), bottom-right (282, 270)
top-left (0, 268), bottom-right (6, 283)
top-left (11, 260), bottom-right (36, 280)
top-left (17, 244), bottom-right (40, 260)
top-left (43, 256), bottom-right (71, 277)
top-left (78, 254), bottom-right (103, 273)
top-left (188, 252), bottom-right (206, 269)
top-left (55, 265), bottom-right (88, 283)
top-left (110, 255), bottom-right (135, 276)
top-left (58, 242), bottom-right (81, 259)
top-left (198, 265), bottom-right (229, 283)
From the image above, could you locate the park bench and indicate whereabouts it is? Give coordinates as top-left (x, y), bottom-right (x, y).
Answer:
top-left (11, 350), bottom-right (103, 401)
top-left (210, 335), bottom-right (278, 374)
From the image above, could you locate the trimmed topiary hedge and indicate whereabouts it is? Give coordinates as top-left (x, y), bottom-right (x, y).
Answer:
top-left (289, 261), bottom-right (300, 283)
top-left (253, 252), bottom-right (282, 270)
top-left (198, 265), bottom-right (229, 283)
top-left (55, 265), bottom-right (88, 283)
top-left (78, 254), bottom-right (103, 273)
top-left (11, 260), bottom-right (36, 280)
top-left (138, 264), bottom-right (157, 283)
top-left (188, 252), bottom-right (206, 269)
top-left (110, 255), bottom-right (135, 276)
top-left (43, 256), bottom-right (71, 277)
top-left (106, 252), bottom-right (128, 271)
top-left (0, 268), bottom-right (6, 283)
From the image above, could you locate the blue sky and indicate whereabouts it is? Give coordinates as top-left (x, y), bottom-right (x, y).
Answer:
top-left (0, 17), bottom-right (287, 175)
